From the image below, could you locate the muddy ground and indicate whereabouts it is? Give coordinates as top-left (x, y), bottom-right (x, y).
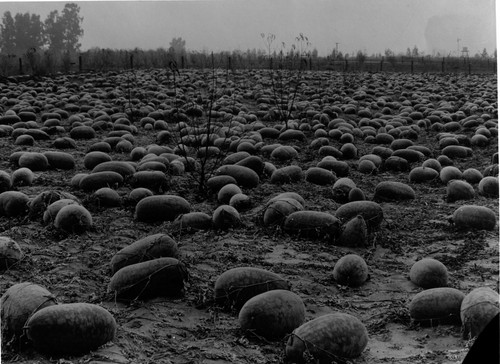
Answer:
top-left (0, 69), bottom-right (498, 364)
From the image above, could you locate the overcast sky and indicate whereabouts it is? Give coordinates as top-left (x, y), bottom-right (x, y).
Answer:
top-left (0, 0), bottom-right (497, 56)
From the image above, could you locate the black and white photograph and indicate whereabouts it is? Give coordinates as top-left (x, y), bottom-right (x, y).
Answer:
top-left (0, 1), bottom-right (498, 363)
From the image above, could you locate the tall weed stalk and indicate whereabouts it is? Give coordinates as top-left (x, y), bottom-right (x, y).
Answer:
top-left (168, 54), bottom-right (234, 197)
top-left (262, 33), bottom-right (311, 129)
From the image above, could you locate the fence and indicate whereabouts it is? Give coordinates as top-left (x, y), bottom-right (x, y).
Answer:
top-left (0, 50), bottom-right (497, 78)
top-left (211, 55), bottom-right (497, 74)
top-left (317, 57), bottom-right (496, 74)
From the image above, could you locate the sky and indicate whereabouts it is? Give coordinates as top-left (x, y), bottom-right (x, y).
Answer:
top-left (0, 0), bottom-right (496, 57)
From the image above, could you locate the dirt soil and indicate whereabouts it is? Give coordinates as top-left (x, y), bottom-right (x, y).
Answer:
top-left (0, 69), bottom-right (498, 364)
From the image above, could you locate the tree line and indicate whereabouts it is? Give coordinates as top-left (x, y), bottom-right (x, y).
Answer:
top-left (0, 3), bottom-right (83, 57)
top-left (0, 9), bottom-right (495, 77)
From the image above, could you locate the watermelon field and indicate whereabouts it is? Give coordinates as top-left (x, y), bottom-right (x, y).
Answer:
top-left (0, 67), bottom-right (498, 364)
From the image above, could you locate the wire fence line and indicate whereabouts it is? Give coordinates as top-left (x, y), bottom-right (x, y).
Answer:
top-left (0, 49), bottom-right (496, 78)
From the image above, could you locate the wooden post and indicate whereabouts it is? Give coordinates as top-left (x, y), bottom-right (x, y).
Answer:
top-left (411, 60), bottom-right (414, 73)
top-left (130, 54), bottom-right (134, 69)
top-left (380, 59), bottom-right (383, 72)
top-left (442, 57), bottom-right (445, 73)
top-left (181, 55), bottom-right (185, 69)
top-left (18, 57), bottom-right (23, 75)
top-left (344, 59), bottom-right (348, 72)
top-left (79, 54), bottom-right (82, 72)
top-left (226, 56), bottom-right (231, 80)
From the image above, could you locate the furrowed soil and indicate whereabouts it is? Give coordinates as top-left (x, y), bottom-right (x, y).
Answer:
top-left (0, 69), bottom-right (498, 364)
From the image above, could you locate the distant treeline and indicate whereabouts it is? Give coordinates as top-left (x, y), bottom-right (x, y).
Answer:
top-left (0, 5), bottom-right (496, 77)
top-left (0, 3), bottom-right (83, 57)
top-left (0, 46), bottom-right (496, 78)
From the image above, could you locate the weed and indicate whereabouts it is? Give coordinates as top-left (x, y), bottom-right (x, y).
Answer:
top-left (166, 54), bottom-right (237, 197)
top-left (261, 33), bottom-right (311, 129)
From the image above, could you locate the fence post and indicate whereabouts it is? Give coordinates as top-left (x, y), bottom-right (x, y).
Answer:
top-left (442, 58), bottom-right (445, 73)
top-left (18, 58), bottom-right (23, 75)
top-left (411, 60), bottom-right (414, 73)
top-left (78, 54), bottom-right (82, 72)
top-left (344, 59), bottom-right (348, 72)
top-left (181, 55), bottom-right (185, 69)
top-left (468, 62), bottom-right (471, 75)
top-left (380, 59), bottom-right (383, 72)
top-left (130, 54), bottom-right (134, 69)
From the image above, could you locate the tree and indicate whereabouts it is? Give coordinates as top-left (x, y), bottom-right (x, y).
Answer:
top-left (14, 13), bottom-right (30, 51)
top-left (44, 3), bottom-right (83, 54)
top-left (481, 48), bottom-right (489, 58)
top-left (61, 3), bottom-right (83, 52)
top-left (14, 13), bottom-right (44, 54)
top-left (169, 37), bottom-right (186, 56)
top-left (355, 50), bottom-right (366, 65)
top-left (0, 11), bottom-right (15, 54)
top-left (412, 45), bottom-right (419, 58)
top-left (44, 10), bottom-right (64, 53)
top-left (385, 49), bottom-right (397, 68)
top-left (29, 13), bottom-right (44, 50)
top-left (0, 11), bottom-right (43, 55)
